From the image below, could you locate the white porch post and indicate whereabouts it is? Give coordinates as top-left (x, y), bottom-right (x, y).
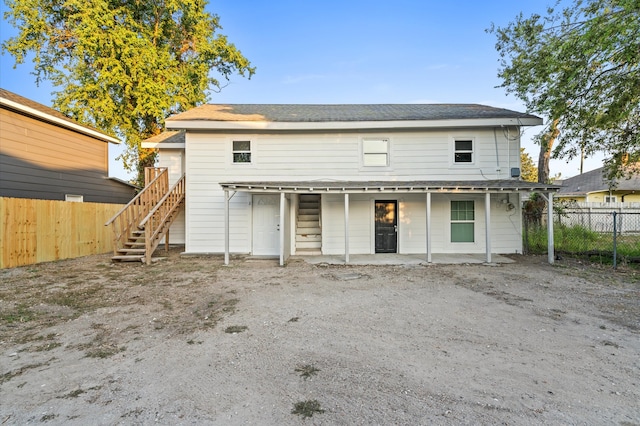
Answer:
top-left (224, 189), bottom-right (230, 265)
top-left (547, 192), bottom-right (555, 264)
top-left (426, 192), bottom-right (432, 263)
top-left (279, 192), bottom-right (285, 266)
top-left (485, 192), bottom-right (492, 263)
top-left (344, 193), bottom-right (350, 264)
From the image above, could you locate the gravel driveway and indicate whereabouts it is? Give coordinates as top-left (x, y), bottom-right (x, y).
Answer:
top-left (1, 250), bottom-right (639, 425)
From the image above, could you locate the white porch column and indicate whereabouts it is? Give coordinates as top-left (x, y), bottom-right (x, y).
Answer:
top-left (485, 192), bottom-right (492, 263)
top-left (224, 189), bottom-right (230, 265)
top-left (547, 192), bottom-right (555, 264)
top-left (279, 192), bottom-right (285, 266)
top-left (538, 192), bottom-right (555, 264)
top-left (426, 192), bottom-right (432, 263)
top-left (344, 193), bottom-right (350, 264)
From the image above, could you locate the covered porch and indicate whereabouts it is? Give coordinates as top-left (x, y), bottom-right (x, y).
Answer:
top-left (220, 180), bottom-right (559, 266)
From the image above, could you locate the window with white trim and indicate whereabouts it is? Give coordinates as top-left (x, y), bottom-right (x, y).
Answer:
top-left (605, 195), bottom-right (617, 203)
top-left (451, 200), bottom-right (474, 242)
top-left (454, 139), bottom-right (473, 163)
top-left (65, 194), bottom-right (83, 202)
top-left (232, 140), bottom-right (251, 163)
top-left (362, 139), bottom-right (389, 167)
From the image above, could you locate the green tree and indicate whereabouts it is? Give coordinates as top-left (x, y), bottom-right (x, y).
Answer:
top-left (3, 0), bottom-right (255, 185)
top-left (520, 148), bottom-right (538, 182)
top-left (489, 0), bottom-right (639, 180)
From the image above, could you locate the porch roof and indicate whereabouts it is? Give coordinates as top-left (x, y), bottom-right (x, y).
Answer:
top-left (220, 180), bottom-right (559, 193)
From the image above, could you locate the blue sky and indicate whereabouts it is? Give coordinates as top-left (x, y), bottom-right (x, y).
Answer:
top-left (0, 0), bottom-right (600, 181)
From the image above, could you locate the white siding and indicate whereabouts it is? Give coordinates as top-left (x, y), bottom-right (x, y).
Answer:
top-left (158, 149), bottom-right (185, 244)
top-left (172, 128), bottom-right (524, 254)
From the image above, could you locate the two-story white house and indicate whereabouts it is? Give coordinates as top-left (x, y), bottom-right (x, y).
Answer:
top-left (140, 104), bottom-right (558, 265)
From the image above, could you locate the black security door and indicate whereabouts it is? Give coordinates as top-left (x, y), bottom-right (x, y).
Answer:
top-left (375, 201), bottom-right (398, 253)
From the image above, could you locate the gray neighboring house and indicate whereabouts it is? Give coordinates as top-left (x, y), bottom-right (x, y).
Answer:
top-left (0, 88), bottom-right (136, 204)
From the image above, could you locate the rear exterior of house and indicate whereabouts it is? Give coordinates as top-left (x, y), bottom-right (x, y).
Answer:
top-left (0, 88), bottom-right (136, 204)
top-left (143, 104), bottom-right (558, 263)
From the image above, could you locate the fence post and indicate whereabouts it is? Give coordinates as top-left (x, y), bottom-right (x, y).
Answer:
top-left (612, 211), bottom-right (617, 269)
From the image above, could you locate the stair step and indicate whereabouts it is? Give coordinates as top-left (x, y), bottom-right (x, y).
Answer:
top-left (298, 214), bottom-right (319, 221)
top-left (117, 248), bottom-right (146, 254)
top-left (298, 220), bottom-right (320, 228)
top-left (298, 209), bottom-right (319, 215)
top-left (296, 241), bottom-right (322, 249)
top-left (125, 242), bottom-right (146, 247)
top-left (296, 234), bottom-right (321, 242)
top-left (295, 249), bottom-right (322, 255)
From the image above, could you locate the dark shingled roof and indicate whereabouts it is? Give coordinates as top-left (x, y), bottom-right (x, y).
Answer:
top-left (167, 104), bottom-right (541, 123)
top-left (144, 130), bottom-right (185, 144)
top-left (558, 167), bottom-right (640, 196)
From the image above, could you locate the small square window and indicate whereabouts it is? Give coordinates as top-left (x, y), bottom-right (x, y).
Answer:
top-left (454, 139), bottom-right (473, 163)
top-left (605, 196), bottom-right (617, 203)
top-left (65, 194), bottom-right (83, 202)
top-left (363, 139), bottom-right (389, 167)
top-left (233, 140), bottom-right (251, 163)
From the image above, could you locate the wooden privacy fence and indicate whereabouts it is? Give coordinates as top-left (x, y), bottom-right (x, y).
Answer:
top-left (0, 197), bottom-right (124, 269)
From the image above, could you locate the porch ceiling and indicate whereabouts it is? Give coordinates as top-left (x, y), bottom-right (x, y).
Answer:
top-left (219, 180), bottom-right (559, 194)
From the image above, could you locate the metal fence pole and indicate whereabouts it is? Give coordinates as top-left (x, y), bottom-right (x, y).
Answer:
top-left (613, 211), bottom-right (617, 269)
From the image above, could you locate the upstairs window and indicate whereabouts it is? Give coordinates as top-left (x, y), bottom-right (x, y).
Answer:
top-left (363, 139), bottom-right (389, 167)
top-left (232, 141), bottom-right (251, 163)
top-left (451, 200), bottom-right (475, 242)
top-left (454, 139), bottom-right (473, 163)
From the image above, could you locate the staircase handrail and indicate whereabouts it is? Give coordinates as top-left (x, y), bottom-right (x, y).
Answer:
top-left (105, 167), bottom-right (169, 255)
top-left (139, 174), bottom-right (185, 264)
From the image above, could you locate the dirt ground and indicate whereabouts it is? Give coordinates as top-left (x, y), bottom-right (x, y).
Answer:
top-left (1, 249), bottom-right (639, 425)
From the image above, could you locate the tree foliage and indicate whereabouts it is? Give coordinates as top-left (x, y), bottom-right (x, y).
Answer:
top-left (3, 0), bottom-right (255, 184)
top-left (520, 148), bottom-right (538, 182)
top-left (489, 0), bottom-right (640, 179)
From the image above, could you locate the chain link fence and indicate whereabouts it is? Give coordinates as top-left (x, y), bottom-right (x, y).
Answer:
top-left (524, 209), bottom-right (640, 268)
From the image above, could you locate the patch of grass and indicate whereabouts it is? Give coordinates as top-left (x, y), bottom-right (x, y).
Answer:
top-left (85, 345), bottom-right (126, 359)
top-left (31, 342), bottom-right (62, 352)
top-left (291, 400), bottom-right (324, 418)
top-left (224, 325), bottom-right (248, 334)
top-left (47, 285), bottom-right (104, 310)
top-left (1, 303), bottom-right (37, 323)
top-left (41, 413), bottom-right (57, 422)
top-left (58, 389), bottom-right (85, 399)
top-left (222, 298), bottom-right (239, 312)
top-left (295, 364), bottom-right (320, 380)
top-left (0, 360), bottom-right (53, 384)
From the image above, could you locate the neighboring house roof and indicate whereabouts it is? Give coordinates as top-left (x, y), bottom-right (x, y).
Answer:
top-left (0, 88), bottom-right (119, 144)
top-left (142, 130), bottom-right (185, 148)
top-left (166, 104), bottom-right (542, 130)
top-left (557, 167), bottom-right (640, 197)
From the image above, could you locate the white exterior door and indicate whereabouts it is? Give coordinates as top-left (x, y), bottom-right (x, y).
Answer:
top-left (252, 194), bottom-right (280, 255)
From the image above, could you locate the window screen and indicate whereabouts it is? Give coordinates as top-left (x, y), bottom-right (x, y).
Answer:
top-left (451, 200), bottom-right (474, 242)
top-left (232, 141), bottom-right (251, 163)
top-left (363, 139), bottom-right (389, 166)
top-left (454, 140), bottom-right (473, 163)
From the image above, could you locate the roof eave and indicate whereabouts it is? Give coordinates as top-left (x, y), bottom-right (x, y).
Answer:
top-left (0, 97), bottom-right (120, 144)
top-left (166, 117), bottom-right (542, 131)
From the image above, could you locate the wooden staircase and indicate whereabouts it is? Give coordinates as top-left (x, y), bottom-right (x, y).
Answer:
top-left (105, 167), bottom-right (185, 265)
top-left (295, 194), bottom-right (322, 255)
